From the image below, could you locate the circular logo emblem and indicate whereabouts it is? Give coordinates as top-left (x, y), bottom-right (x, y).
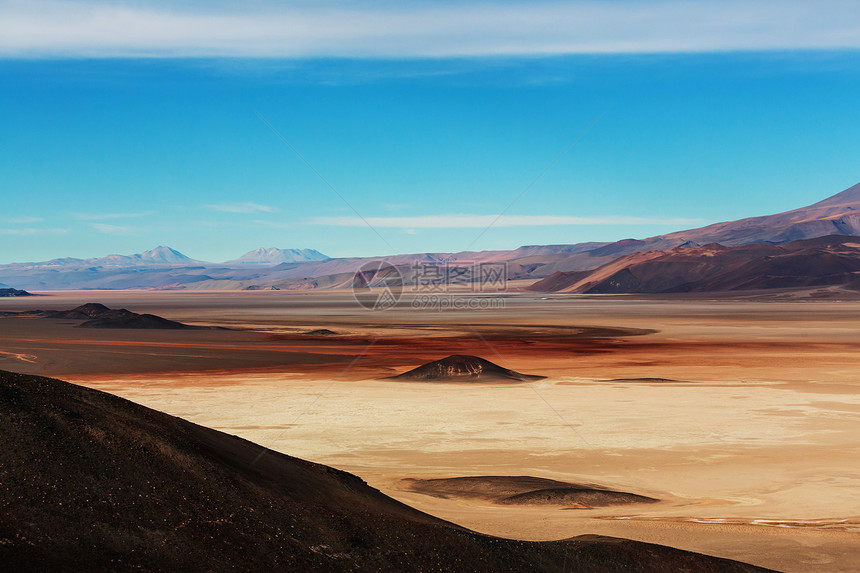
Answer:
top-left (352, 260), bottom-right (403, 311)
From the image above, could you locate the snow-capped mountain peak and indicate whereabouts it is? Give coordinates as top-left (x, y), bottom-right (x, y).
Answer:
top-left (136, 246), bottom-right (195, 265)
top-left (226, 248), bottom-right (329, 266)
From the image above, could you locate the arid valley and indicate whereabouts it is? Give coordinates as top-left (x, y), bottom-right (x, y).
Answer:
top-left (2, 290), bottom-right (859, 572)
top-left (6, 4), bottom-right (860, 569)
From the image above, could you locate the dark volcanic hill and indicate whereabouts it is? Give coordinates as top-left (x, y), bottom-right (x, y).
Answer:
top-left (78, 313), bottom-right (198, 329)
top-left (527, 235), bottom-right (860, 294)
top-left (0, 287), bottom-right (31, 297)
top-left (403, 476), bottom-right (659, 508)
top-left (0, 370), bottom-right (773, 572)
top-left (0, 303), bottom-right (214, 328)
top-left (45, 302), bottom-right (127, 319)
top-left (302, 328), bottom-right (338, 336)
top-left (388, 355), bottom-right (546, 382)
top-left (43, 303), bottom-right (202, 329)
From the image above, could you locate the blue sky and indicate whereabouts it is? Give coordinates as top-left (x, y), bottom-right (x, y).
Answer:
top-left (1, 1), bottom-right (860, 263)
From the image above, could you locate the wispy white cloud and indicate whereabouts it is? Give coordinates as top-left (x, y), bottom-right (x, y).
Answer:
top-left (74, 211), bottom-right (155, 221)
top-left (251, 219), bottom-right (291, 229)
top-left (310, 214), bottom-right (701, 228)
top-left (208, 202), bottom-right (275, 214)
top-left (0, 227), bottom-right (67, 235)
top-left (91, 223), bottom-right (131, 234)
top-left (2, 1), bottom-right (859, 59)
top-left (5, 216), bottom-right (43, 224)
top-left (383, 203), bottom-right (411, 211)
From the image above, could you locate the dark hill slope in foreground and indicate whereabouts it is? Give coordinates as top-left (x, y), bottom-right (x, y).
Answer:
top-left (528, 235), bottom-right (860, 294)
top-left (0, 370), bottom-right (773, 572)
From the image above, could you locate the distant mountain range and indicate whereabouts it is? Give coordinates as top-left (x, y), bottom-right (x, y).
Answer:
top-left (501, 180), bottom-right (860, 275)
top-left (0, 181), bottom-right (858, 292)
top-left (640, 181), bottom-right (860, 248)
top-left (528, 235), bottom-right (860, 295)
top-left (2, 246), bottom-right (200, 272)
top-left (0, 246), bottom-right (330, 290)
top-left (4, 246), bottom-right (327, 270)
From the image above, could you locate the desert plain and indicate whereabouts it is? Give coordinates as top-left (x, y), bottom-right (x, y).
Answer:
top-left (1, 289), bottom-right (859, 572)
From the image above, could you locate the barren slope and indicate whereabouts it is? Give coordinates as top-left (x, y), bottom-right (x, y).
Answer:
top-left (528, 235), bottom-right (860, 294)
top-left (0, 369), bottom-right (774, 572)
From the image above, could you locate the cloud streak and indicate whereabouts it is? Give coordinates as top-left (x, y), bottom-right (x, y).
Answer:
top-left (91, 223), bottom-right (131, 234)
top-left (74, 211), bottom-right (155, 220)
top-left (2, 1), bottom-right (860, 59)
top-left (310, 214), bottom-right (701, 228)
top-left (0, 227), bottom-right (67, 236)
top-left (207, 202), bottom-right (276, 214)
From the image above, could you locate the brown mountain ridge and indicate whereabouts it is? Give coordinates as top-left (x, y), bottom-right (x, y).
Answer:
top-left (527, 235), bottom-right (860, 294)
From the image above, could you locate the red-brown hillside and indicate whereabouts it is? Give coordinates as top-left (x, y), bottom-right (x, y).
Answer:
top-left (528, 235), bottom-right (860, 294)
